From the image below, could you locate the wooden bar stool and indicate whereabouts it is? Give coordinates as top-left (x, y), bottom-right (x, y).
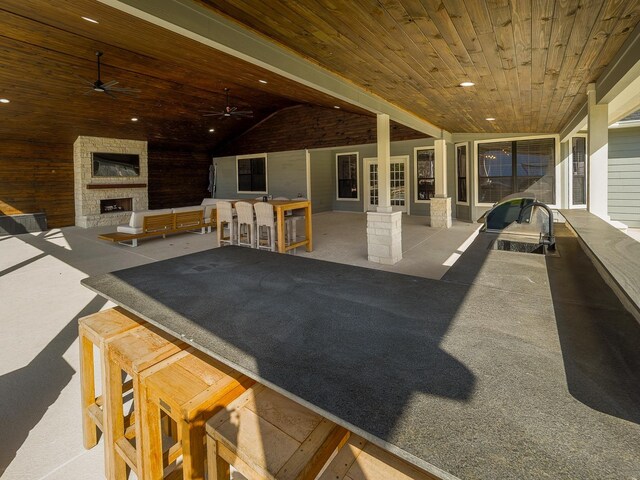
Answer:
top-left (138, 347), bottom-right (255, 480)
top-left (78, 306), bottom-right (145, 450)
top-left (318, 434), bottom-right (440, 480)
top-left (206, 384), bottom-right (349, 480)
top-left (103, 322), bottom-right (185, 480)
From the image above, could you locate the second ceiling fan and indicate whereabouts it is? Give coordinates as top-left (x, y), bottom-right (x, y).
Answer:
top-left (203, 88), bottom-right (253, 118)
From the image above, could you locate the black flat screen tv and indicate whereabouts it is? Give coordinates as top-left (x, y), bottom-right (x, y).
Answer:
top-left (92, 152), bottom-right (140, 177)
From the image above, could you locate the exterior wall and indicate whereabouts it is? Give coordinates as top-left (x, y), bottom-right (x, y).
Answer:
top-left (452, 132), bottom-right (562, 223)
top-left (213, 150), bottom-right (307, 200)
top-left (329, 138), bottom-right (448, 215)
top-left (608, 126), bottom-right (640, 227)
top-left (309, 150), bottom-right (334, 213)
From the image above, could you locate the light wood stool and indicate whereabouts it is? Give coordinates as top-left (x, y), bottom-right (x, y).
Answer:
top-left (103, 322), bottom-right (185, 480)
top-left (318, 434), bottom-right (440, 480)
top-left (138, 347), bottom-right (255, 480)
top-left (78, 307), bottom-right (145, 450)
top-left (206, 384), bottom-right (349, 480)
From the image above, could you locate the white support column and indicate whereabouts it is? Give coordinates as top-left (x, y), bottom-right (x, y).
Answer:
top-left (367, 113), bottom-right (402, 265)
top-left (434, 139), bottom-right (447, 197)
top-left (587, 83), bottom-right (609, 220)
top-left (430, 139), bottom-right (452, 228)
top-left (376, 114), bottom-right (392, 213)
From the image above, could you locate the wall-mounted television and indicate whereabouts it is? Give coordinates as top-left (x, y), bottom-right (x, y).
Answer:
top-left (92, 152), bottom-right (140, 177)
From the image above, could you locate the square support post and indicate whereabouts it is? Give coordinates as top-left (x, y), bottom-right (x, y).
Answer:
top-left (587, 83), bottom-right (609, 221)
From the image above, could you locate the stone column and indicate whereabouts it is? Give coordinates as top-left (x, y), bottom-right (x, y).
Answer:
top-left (587, 83), bottom-right (609, 220)
top-left (367, 114), bottom-right (402, 264)
top-left (430, 139), bottom-right (452, 228)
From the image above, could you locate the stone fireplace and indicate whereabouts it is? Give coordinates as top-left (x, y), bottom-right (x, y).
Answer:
top-left (74, 136), bottom-right (148, 228)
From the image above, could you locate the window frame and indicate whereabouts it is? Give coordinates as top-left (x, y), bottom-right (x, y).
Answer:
top-left (455, 142), bottom-right (469, 206)
top-left (569, 134), bottom-right (588, 208)
top-left (413, 146), bottom-right (436, 204)
top-left (474, 135), bottom-right (560, 208)
top-left (236, 153), bottom-right (268, 194)
top-left (335, 152), bottom-right (360, 201)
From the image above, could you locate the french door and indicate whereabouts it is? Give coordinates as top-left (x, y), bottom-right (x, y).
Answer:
top-left (364, 156), bottom-right (409, 213)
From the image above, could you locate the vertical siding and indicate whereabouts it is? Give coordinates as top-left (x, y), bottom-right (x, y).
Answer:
top-left (609, 127), bottom-right (640, 227)
top-left (309, 150), bottom-right (334, 213)
top-left (212, 150), bottom-right (307, 200)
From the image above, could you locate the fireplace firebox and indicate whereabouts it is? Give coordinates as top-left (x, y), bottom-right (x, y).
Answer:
top-left (100, 198), bottom-right (133, 214)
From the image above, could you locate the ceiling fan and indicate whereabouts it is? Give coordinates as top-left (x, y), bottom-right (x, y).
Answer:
top-left (79, 51), bottom-right (140, 98)
top-left (202, 88), bottom-right (253, 118)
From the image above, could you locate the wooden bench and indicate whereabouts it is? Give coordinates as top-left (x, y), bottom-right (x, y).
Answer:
top-left (99, 210), bottom-right (209, 247)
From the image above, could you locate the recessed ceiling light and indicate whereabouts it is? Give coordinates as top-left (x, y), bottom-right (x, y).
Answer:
top-left (131, 117), bottom-right (138, 122)
top-left (334, 105), bottom-right (340, 109)
top-left (460, 81), bottom-right (475, 87)
top-left (0, 98), bottom-right (9, 104)
top-left (258, 80), bottom-right (268, 84)
top-left (485, 117), bottom-right (496, 121)
top-left (209, 128), bottom-right (215, 132)
top-left (81, 16), bottom-right (99, 24)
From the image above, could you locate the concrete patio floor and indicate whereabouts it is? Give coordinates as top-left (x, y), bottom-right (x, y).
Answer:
top-left (0, 213), bottom-right (478, 480)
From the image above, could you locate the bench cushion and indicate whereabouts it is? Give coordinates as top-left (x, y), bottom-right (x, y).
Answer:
top-left (128, 209), bottom-right (172, 228)
top-left (117, 225), bottom-right (143, 235)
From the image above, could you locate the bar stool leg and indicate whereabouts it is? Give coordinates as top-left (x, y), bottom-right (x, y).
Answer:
top-left (206, 436), bottom-right (230, 480)
top-left (79, 329), bottom-right (98, 449)
top-left (182, 420), bottom-right (207, 480)
top-left (103, 353), bottom-right (128, 480)
top-left (140, 387), bottom-right (163, 480)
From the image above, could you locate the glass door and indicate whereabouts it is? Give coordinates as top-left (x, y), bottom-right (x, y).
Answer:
top-left (365, 156), bottom-right (408, 212)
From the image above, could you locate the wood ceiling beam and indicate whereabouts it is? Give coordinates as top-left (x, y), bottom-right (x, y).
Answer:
top-left (97, 0), bottom-right (446, 138)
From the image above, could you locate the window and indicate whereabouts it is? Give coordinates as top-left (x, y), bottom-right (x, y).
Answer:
top-left (237, 154), bottom-right (267, 193)
top-left (456, 143), bottom-right (468, 204)
top-left (415, 147), bottom-right (435, 201)
top-left (336, 153), bottom-right (359, 200)
top-left (478, 138), bottom-right (555, 204)
top-left (572, 137), bottom-right (587, 205)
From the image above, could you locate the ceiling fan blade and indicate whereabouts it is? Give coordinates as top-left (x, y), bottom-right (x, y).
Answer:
top-left (82, 88), bottom-right (95, 95)
top-left (76, 75), bottom-right (96, 87)
top-left (102, 80), bottom-right (119, 88)
top-left (105, 90), bottom-right (117, 99)
top-left (233, 110), bottom-right (253, 115)
top-left (202, 112), bottom-right (224, 117)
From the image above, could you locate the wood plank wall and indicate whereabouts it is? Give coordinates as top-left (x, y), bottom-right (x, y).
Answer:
top-left (0, 141), bottom-right (74, 228)
top-left (148, 145), bottom-right (212, 209)
top-left (213, 105), bottom-right (427, 156)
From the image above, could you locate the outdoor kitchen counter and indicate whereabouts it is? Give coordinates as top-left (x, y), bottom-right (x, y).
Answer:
top-left (81, 229), bottom-right (640, 480)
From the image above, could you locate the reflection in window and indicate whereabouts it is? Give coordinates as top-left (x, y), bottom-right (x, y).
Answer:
top-left (456, 144), bottom-right (467, 203)
top-left (337, 153), bottom-right (358, 199)
top-left (237, 155), bottom-right (267, 193)
top-left (478, 138), bottom-right (555, 204)
top-left (416, 148), bottom-right (435, 200)
top-left (572, 137), bottom-right (587, 205)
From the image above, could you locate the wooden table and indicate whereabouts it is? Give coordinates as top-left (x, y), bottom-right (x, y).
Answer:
top-left (216, 199), bottom-right (312, 253)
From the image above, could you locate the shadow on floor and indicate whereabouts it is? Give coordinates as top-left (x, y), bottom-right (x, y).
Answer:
top-left (0, 295), bottom-right (107, 476)
top-left (546, 229), bottom-right (640, 424)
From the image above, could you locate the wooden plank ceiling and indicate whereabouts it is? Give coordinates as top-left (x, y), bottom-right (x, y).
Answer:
top-left (200, 0), bottom-right (640, 133)
top-left (1, 1), bottom-right (638, 146)
top-left (0, 0), bottom-right (371, 147)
